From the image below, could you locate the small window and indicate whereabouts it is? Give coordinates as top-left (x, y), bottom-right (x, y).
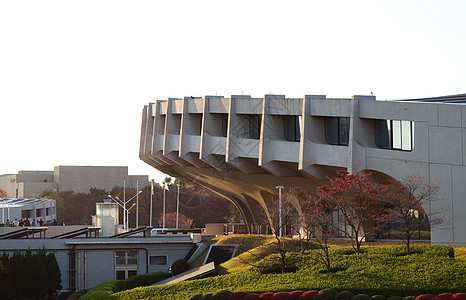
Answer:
top-left (283, 115), bottom-right (301, 142)
top-left (149, 255), bottom-right (168, 266)
top-left (221, 114), bottom-right (228, 137)
top-left (115, 250), bottom-right (138, 266)
top-left (248, 115), bottom-right (261, 139)
top-left (115, 269), bottom-right (137, 280)
top-left (325, 117), bottom-right (349, 146)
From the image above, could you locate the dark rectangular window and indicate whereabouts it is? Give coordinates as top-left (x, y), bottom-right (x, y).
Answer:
top-left (283, 116), bottom-right (301, 142)
top-left (149, 255), bottom-right (168, 265)
top-left (325, 117), bottom-right (349, 146)
top-left (221, 114), bottom-right (228, 137)
top-left (248, 115), bottom-right (261, 139)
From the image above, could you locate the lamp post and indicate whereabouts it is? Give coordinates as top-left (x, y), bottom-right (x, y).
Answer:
top-left (108, 190), bottom-right (141, 232)
top-left (150, 180), bottom-right (154, 227)
top-left (176, 182), bottom-right (180, 229)
top-left (276, 186), bottom-right (284, 238)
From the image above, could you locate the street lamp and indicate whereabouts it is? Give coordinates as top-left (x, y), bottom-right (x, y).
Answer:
top-left (108, 190), bottom-right (142, 232)
top-left (276, 186), bottom-right (284, 238)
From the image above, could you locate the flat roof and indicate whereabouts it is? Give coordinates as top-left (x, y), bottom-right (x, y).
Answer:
top-left (395, 93), bottom-right (466, 104)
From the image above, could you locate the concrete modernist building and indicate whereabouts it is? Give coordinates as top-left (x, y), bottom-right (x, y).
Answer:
top-left (0, 166), bottom-right (148, 198)
top-left (139, 94), bottom-right (466, 246)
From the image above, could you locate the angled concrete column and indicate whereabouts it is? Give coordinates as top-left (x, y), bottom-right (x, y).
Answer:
top-left (179, 97), bottom-right (208, 168)
top-left (226, 96), bottom-right (266, 174)
top-left (348, 95), bottom-right (375, 173)
top-left (163, 99), bottom-right (190, 166)
top-left (199, 96), bottom-right (230, 170)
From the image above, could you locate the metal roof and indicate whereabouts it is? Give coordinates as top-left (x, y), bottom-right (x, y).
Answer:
top-left (0, 197), bottom-right (55, 207)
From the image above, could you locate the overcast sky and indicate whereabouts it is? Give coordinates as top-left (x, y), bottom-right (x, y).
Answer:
top-left (1, 0), bottom-right (465, 183)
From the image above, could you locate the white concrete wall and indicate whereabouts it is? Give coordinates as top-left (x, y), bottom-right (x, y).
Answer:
top-left (140, 95), bottom-right (466, 246)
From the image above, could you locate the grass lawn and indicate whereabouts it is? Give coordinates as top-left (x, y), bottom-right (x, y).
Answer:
top-left (110, 237), bottom-right (466, 300)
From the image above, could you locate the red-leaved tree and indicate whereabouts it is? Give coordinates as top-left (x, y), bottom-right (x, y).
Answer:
top-left (157, 212), bottom-right (193, 229)
top-left (317, 170), bottom-right (391, 253)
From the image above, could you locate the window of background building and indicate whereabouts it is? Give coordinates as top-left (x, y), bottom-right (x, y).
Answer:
top-left (149, 255), bottom-right (168, 266)
top-left (283, 115), bottom-right (301, 142)
top-left (325, 117), bottom-right (350, 146)
top-left (375, 119), bottom-right (414, 151)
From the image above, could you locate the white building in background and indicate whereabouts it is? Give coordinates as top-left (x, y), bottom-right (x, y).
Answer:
top-left (0, 197), bottom-right (57, 223)
top-left (0, 166), bottom-right (149, 198)
top-left (139, 93), bottom-right (466, 247)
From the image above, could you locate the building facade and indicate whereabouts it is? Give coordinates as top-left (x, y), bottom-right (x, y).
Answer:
top-left (0, 235), bottom-right (196, 292)
top-left (139, 94), bottom-right (466, 247)
top-left (0, 166), bottom-right (149, 198)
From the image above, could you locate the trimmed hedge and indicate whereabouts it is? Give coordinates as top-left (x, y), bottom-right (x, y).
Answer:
top-left (80, 271), bottom-right (167, 300)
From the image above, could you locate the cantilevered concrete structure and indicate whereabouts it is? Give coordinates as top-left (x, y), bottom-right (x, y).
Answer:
top-left (140, 94), bottom-right (466, 246)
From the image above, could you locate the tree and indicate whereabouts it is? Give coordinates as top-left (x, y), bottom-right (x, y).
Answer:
top-left (385, 174), bottom-right (443, 255)
top-left (157, 212), bottom-right (193, 229)
top-left (0, 188), bottom-right (7, 198)
top-left (263, 190), bottom-right (299, 274)
top-left (317, 171), bottom-right (391, 253)
top-left (299, 191), bottom-right (338, 273)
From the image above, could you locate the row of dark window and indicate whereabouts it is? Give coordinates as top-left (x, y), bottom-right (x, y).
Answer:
top-left (158, 113), bottom-right (414, 151)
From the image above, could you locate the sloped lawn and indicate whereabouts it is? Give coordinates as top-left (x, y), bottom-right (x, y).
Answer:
top-left (112, 244), bottom-right (466, 300)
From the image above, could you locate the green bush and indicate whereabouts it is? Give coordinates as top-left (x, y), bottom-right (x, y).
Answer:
top-left (352, 295), bottom-right (370, 300)
top-left (212, 289), bottom-right (232, 300)
top-left (171, 258), bottom-right (190, 276)
top-left (337, 291), bottom-right (354, 300)
top-left (371, 295), bottom-right (387, 300)
top-left (81, 271), bottom-right (167, 300)
top-left (123, 272), bottom-right (167, 290)
top-left (315, 288), bottom-right (338, 300)
top-left (203, 293), bottom-right (214, 299)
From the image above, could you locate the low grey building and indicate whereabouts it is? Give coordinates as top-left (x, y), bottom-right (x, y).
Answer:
top-left (0, 231), bottom-right (198, 293)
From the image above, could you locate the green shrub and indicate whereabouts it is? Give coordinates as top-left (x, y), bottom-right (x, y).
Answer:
top-left (337, 291), bottom-right (354, 300)
top-left (212, 290), bottom-right (232, 300)
top-left (123, 272), bottom-right (167, 289)
top-left (352, 295), bottom-right (371, 300)
top-left (203, 293), bottom-right (214, 299)
top-left (171, 259), bottom-right (189, 276)
top-left (187, 294), bottom-right (203, 300)
top-left (371, 295), bottom-right (387, 300)
top-left (315, 288), bottom-right (338, 300)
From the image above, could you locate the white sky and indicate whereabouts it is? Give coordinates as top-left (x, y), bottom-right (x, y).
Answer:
top-left (1, 0), bottom-right (465, 183)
